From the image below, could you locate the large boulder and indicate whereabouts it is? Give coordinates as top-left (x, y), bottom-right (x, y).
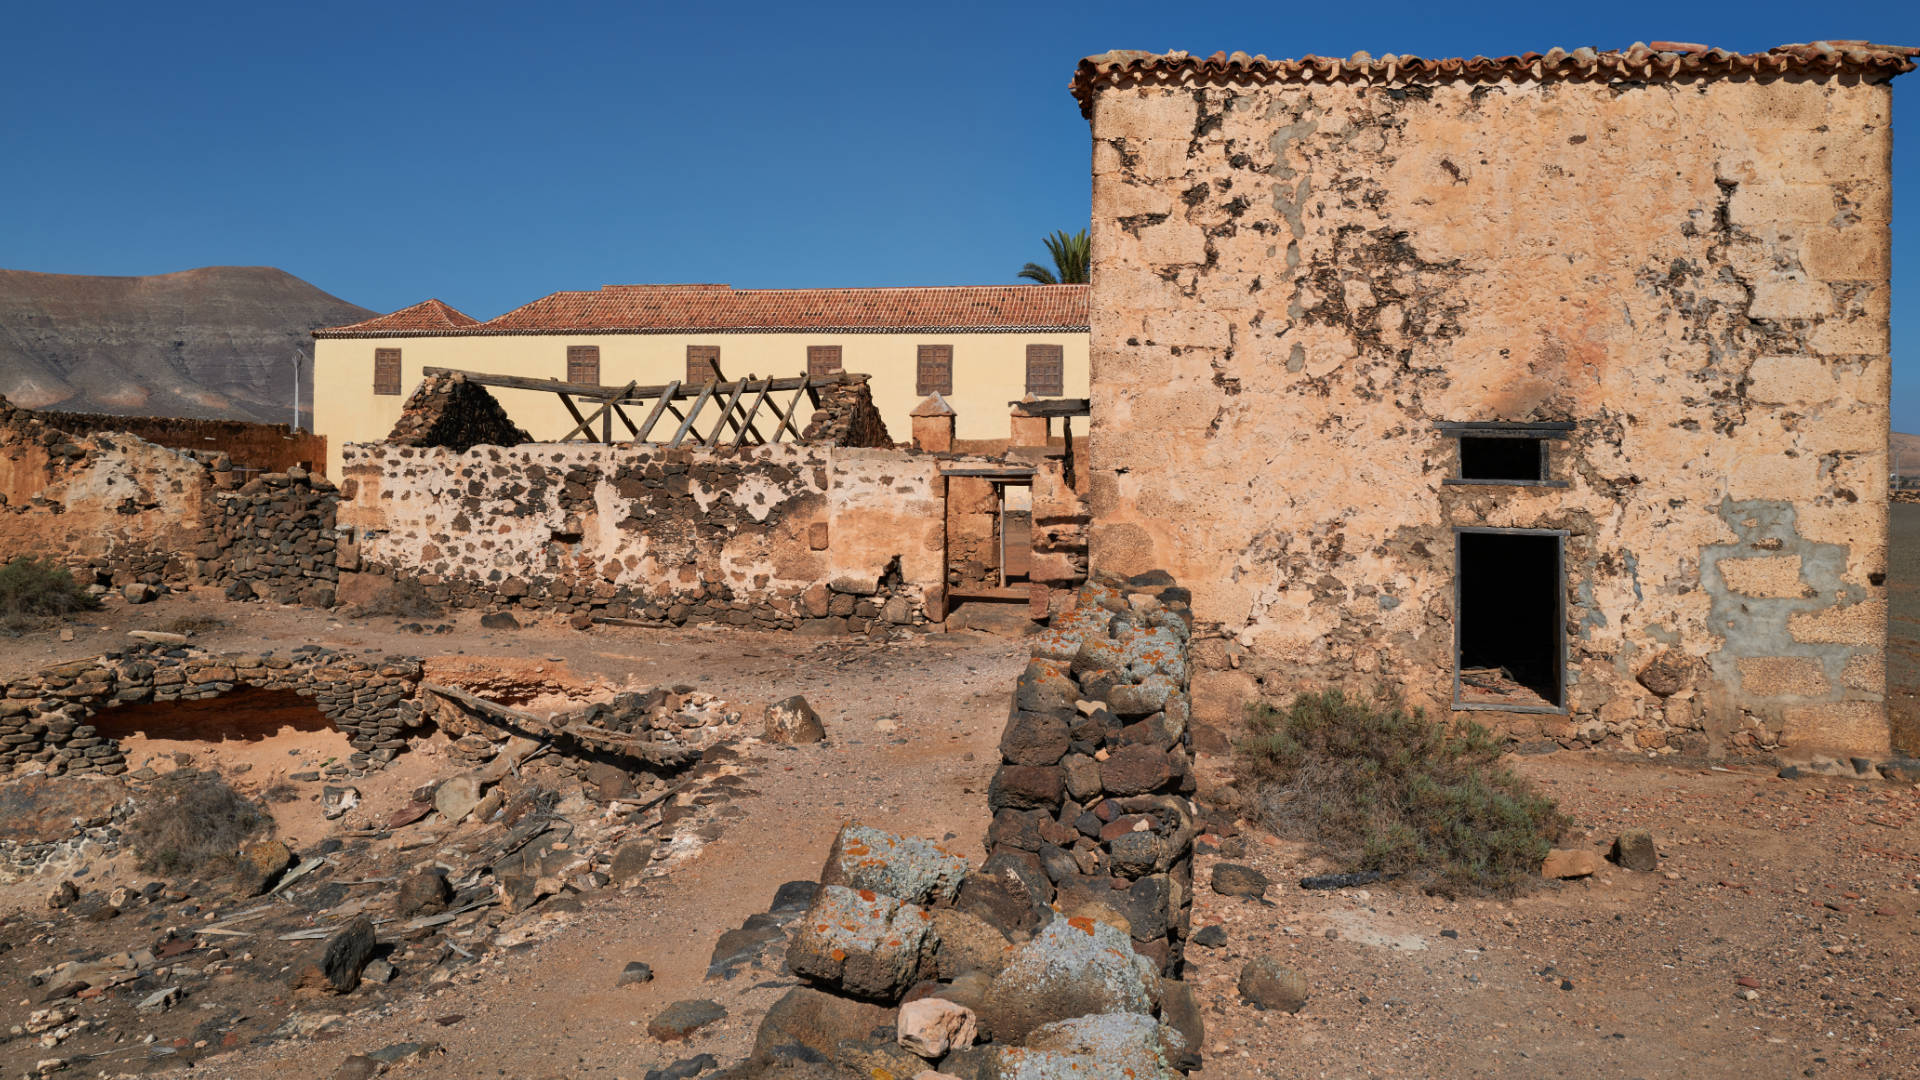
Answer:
top-left (745, 986), bottom-right (893, 1068)
top-left (979, 916), bottom-right (1160, 1044)
top-left (928, 908), bottom-right (1014, 979)
top-left (786, 885), bottom-right (939, 1000)
top-left (764, 696), bottom-right (826, 744)
top-left (819, 824), bottom-right (969, 905)
top-left (1006, 1012), bottom-right (1189, 1078)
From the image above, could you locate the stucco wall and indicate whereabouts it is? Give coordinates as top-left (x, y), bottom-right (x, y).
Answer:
top-left (1085, 74), bottom-right (1893, 760)
top-left (338, 441), bottom-right (946, 633)
top-left (313, 331), bottom-right (1089, 477)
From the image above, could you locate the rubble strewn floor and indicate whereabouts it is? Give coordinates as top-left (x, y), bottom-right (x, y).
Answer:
top-left (3, 589), bottom-right (1918, 1078)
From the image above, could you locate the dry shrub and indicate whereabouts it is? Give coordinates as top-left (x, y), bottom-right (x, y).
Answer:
top-left (165, 614), bottom-right (228, 636)
top-left (127, 773), bottom-right (272, 877)
top-left (0, 555), bottom-right (98, 633)
top-left (1236, 688), bottom-right (1568, 897)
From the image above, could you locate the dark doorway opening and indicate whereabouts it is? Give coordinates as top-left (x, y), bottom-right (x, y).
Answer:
top-left (1459, 436), bottom-right (1545, 482)
top-left (1456, 530), bottom-right (1564, 711)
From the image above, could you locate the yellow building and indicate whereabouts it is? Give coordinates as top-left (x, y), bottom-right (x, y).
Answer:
top-left (312, 283), bottom-right (1089, 476)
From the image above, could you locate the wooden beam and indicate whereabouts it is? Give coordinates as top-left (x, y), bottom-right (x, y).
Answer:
top-left (557, 393), bottom-right (594, 443)
top-left (704, 374), bottom-right (752, 448)
top-left (770, 380), bottom-right (810, 443)
top-left (634, 380), bottom-right (681, 442)
top-left (732, 378), bottom-right (776, 449)
top-left (558, 381), bottom-right (637, 444)
top-left (669, 381), bottom-right (718, 447)
top-left (422, 365), bottom-right (831, 402)
top-left (1008, 398), bottom-right (1092, 418)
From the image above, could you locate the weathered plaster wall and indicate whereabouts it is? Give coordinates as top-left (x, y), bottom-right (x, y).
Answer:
top-left (1086, 74), bottom-right (1893, 759)
top-left (0, 396), bottom-right (341, 602)
top-left (339, 442), bottom-right (946, 633)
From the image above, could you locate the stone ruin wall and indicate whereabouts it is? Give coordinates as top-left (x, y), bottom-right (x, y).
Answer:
top-left (27, 409), bottom-right (328, 476)
top-left (1086, 74), bottom-right (1893, 761)
top-left (1, 646), bottom-right (426, 777)
top-left (0, 396), bottom-right (342, 604)
top-left (338, 441), bottom-right (947, 634)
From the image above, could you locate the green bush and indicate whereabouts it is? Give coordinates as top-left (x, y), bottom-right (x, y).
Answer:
top-left (1236, 688), bottom-right (1568, 896)
top-left (127, 773), bottom-right (273, 878)
top-left (0, 555), bottom-right (98, 632)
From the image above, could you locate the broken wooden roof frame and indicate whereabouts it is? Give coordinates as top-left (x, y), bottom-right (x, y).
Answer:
top-left (420, 363), bottom-right (843, 449)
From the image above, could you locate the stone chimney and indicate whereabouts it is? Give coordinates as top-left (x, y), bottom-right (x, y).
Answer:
top-left (910, 394), bottom-right (956, 452)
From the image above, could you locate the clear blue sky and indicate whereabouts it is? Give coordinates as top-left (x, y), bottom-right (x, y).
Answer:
top-left (3, 1), bottom-right (1916, 424)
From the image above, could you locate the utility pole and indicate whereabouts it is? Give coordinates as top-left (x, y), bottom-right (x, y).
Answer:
top-left (292, 351), bottom-right (302, 431)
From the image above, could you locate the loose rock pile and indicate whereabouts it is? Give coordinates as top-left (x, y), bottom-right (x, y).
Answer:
top-left (710, 821), bottom-right (1199, 1078)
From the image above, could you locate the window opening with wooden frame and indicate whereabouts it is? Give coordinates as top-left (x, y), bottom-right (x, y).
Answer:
top-left (1437, 421), bottom-right (1572, 487)
top-left (566, 345), bottom-right (600, 385)
top-left (807, 345), bottom-right (843, 377)
top-left (1025, 343), bottom-right (1064, 397)
top-left (686, 345), bottom-right (721, 384)
top-left (917, 344), bottom-right (953, 397)
top-left (373, 348), bottom-right (402, 395)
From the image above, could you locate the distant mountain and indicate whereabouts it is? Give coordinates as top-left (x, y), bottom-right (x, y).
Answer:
top-left (0, 266), bottom-right (372, 428)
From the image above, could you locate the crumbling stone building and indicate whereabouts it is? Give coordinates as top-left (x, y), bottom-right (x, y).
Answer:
top-left (1073, 42), bottom-right (1914, 762)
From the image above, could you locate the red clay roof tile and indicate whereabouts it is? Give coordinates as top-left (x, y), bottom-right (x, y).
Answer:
top-left (318, 298), bottom-right (477, 335)
top-left (1070, 41), bottom-right (1917, 115)
top-left (318, 285), bottom-right (1088, 338)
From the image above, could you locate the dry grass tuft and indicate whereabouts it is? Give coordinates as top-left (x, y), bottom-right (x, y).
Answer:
top-left (126, 773), bottom-right (273, 878)
top-left (1236, 687), bottom-right (1568, 897)
top-left (0, 555), bottom-right (98, 634)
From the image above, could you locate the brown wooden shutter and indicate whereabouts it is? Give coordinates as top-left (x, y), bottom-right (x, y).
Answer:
top-left (687, 345), bottom-right (721, 384)
top-left (807, 345), bottom-right (843, 377)
top-left (917, 344), bottom-right (952, 397)
top-left (566, 345), bottom-right (600, 385)
top-left (1026, 343), bottom-right (1063, 396)
top-left (373, 348), bottom-right (402, 395)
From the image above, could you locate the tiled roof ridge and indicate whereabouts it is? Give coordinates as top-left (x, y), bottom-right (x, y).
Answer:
top-left (1070, 40), bottom-right (1919, 114)
top-left (317, 298), bottom-right (477, 336)
top-left (321, 284), bottom-right (1089, 338)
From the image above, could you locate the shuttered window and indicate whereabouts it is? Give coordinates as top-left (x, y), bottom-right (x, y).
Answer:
top-left (807, 345), bottom-right (843, 377)
top-left (566, 345), bottom-right (600, 385)
top-left (917, 344), bottom-right (952, 396)
top-left (1026, 343), bottom-right (1064, 396)
top-left (687, 345), bottom-right (721, 384)
top-left (373, 348), bottom-right (402, 395)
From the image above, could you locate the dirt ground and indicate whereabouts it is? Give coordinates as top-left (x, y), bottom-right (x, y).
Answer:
top-left (1, 588), bottom-right (1916, 1079)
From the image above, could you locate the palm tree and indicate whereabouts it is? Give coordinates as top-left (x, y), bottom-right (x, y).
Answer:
top-left (1018, 229), bottom-right (1090, 285)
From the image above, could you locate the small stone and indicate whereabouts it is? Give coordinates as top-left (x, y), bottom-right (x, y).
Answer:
top-left (362, 958), bottom-right (397, 984)
top-left (648, 999), bottom-right (726, 1041)
top-left (1210, 863), bottom-right (1269, 899)
top-left (1190, 924), bottom-right (1227, 948)
top-left (393, 871), bottom-right (452, 917)
top-left (643, 1055), bottom-right (719, 1080)
top-left (234, 840), bottom-right (295, 897)
top-left (433, 775), bottom-right (483, 824)
top-left (1609, 829), bottom-right (1658, 872)
top-left (122, 582), bottom-right (156, 604)
top-left (294, 917), bottom-right (377, 994)
top-left (897, 997), bottom-right (978, 1058)
top-left (47, 881), bottom-right (78, 909)
top-left (479, 611), bottom-right (519, 630)
top-left (618, 961), bottom-right (655, 987)
top-left (1238, 957), bottom-right (1308, 1013)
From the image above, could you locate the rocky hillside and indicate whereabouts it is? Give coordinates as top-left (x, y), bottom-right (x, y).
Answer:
top-left (0, 266), bottom-right (372, 426)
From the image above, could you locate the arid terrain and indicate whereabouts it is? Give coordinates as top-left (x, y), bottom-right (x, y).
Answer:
top-left (1, 580), bottom-right (1915, 1080)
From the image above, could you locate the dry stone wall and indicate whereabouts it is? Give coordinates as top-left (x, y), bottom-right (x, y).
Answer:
top-left (0, 646), bottom-right (426, 776)
top-left (339, 442), bottom-right (945, 634)
top-left (1085, 70), bottom-right (1896, 761)
top-left (984, 573), bottom-right (1198, 975)
top-left (27, 409), bottom-right (327, 475)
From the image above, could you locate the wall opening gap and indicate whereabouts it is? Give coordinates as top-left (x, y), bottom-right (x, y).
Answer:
top-left (1455, 529), bottom-right (1565, 712)
top-left (1459, 436), bottom-right (1545, 482)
